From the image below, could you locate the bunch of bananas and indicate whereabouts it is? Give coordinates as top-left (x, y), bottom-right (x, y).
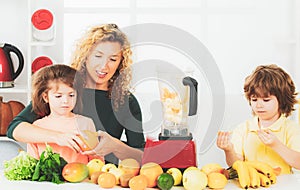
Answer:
top-left (231, 160), bottom-right (278, 189)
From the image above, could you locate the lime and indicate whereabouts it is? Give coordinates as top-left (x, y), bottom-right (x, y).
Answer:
top-left (157, 173), bottom-right (175, 190)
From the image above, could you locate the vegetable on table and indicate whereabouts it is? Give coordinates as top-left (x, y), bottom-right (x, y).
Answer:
top-left (32, 144), bottom-right (67, 184)
top-left (3, 151), bottom-right (38, 180)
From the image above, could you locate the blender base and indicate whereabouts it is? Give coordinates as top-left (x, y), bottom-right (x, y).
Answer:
top-left (142, 137), bottom-right (197, 171)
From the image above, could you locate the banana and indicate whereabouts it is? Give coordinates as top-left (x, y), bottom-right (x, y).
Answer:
top-left (247, 165), bottom-right (260, 188)
top-left (268, 173), bottom-right (277, 184)
top-left (258, 172), bottom-right (271, 187)
top-left (245, 160), bottom-right (275, 177)
top-left (232, 160), bottom-right (250, 189)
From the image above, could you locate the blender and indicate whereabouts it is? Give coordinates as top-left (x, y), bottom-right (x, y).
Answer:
top-left (142, 68), bottom-right (198, 170)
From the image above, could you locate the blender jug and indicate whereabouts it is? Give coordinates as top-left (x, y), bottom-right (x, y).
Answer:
top-left (157, 70), bottom-right (198, 138)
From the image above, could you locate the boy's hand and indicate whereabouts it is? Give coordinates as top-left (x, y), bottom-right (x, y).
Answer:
top-left (257, 129), bottom-right (279, 147)
top-left (217, 131), bottom-right (234, 151)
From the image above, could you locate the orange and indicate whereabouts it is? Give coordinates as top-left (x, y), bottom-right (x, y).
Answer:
top-left (140, 162), bottom-right (163, 188)
top-left (77, 130), bottom-right (99, 151)
top-left (97, 172), bottom-right (116, 188)
top-left (129, 175), bottom-right (148, 190)
top-left (119, 158), bottom-right (140, 176)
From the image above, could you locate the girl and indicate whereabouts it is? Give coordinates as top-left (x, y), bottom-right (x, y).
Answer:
top-left (8, 24), bottom-right (144, 164)
top-left (27, 64), bottom-right (103, 164)
top-left (217, 64), bottom-right (300, 174)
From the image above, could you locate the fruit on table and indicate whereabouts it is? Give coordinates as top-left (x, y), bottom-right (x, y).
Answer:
top-left (247, 165), bottom-right (260, 188)
top-left (89, 171), bottom-right (103, 184)
top-left (201, 163), bottom-right (223, 175)
top-left (62, 162), bottom-right (89, 183)
top-left (207, 172), bottom-right (228, 189)
top-left (183, 166), bottom-right (198, 174)
top-left (118, 158), bottom-right (140, 176)
top-left (182, 169), bottom-right (207, 190)
top-left (245, 160), bottom-right (275, 178)
top-left (230, 160), bottom-right (278, 189)
top-left (101, 163), bottom-right (117, 172)
top-left (87, 158), bottom-right (104, 176)
top-left (108, 167), bottom-right (125, 185)
top-left (129, 174), bottom-right (148, 190)
top-left (77, 130), bottom-right (99, 151)
top-left (258, 172), bottom-right (271, 187)
top-left (140, 162), bottom-right (163, 188)
top-left (98, 172), bottom-right (116, 188)
top-left (232, 160), bottom-right (250, 189)
top-left (120, 172), bottom-right (135, 187)
top-left (166, 167), bottom-right (182, 186)
top-left (157, 173), bottom-right (175, 190)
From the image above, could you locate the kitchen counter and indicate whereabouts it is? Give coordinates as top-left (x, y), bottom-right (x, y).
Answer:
top-left (1, 170), bottom-right (300, 189)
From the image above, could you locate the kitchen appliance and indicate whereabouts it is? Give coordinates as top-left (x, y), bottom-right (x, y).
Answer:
top-left (142, 68), bottom-right (198, 170)
top-left (0, 43), bottom-right (24, 88)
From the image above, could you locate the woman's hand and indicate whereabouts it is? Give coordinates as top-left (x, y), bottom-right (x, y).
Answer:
top-left (82, 131), bottom-right (120, 157)
top-left (217, 131), bottom-right (234, 151)
top-left (257, 129), bottom-right (279, 147)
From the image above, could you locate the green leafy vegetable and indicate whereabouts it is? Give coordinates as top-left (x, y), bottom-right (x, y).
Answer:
top-left (4, 151), bottom-right (38, 180)
top-left (32, 144), bottom-right (67, 184)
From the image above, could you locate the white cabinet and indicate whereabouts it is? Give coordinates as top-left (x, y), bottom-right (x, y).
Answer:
top-left (0, 0), bottom-right (63, 105)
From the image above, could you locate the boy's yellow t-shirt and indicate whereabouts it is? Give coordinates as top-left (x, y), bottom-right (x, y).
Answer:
top-left (27, 114), bottom-right (103, 164)
top-left (231, 115), bottom-right (300, 174)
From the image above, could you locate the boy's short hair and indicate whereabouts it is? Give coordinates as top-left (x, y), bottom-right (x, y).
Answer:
top-left (244, 64), bottom-right (298, 116)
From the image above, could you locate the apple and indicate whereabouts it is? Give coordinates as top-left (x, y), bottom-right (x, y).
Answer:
top-left (182, 169), bottom-right (207, 190)
top-left (87, 159), bottom-right (105, 176)
top-left (166, 167), bottom-right (182, 186)
top-left (101, 163), bottom-right (117, 172)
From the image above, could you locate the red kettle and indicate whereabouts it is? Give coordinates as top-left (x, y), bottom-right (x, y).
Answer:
top-left (0, 43), bottom-right (24, 88)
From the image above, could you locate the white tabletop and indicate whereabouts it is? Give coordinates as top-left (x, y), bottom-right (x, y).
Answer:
top-left (1, 170), bottom-right (300, 190)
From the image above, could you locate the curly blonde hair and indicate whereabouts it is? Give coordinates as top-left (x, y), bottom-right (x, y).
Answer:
top-left (70, 23), bottom-right (133, 110)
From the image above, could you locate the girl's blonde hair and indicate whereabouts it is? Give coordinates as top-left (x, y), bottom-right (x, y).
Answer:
top-left (70, 23), bottom-right (132, 110)
top-left (244, 64), bottom-right (298, 117)
top-left (31, 64), bottom-right (84, 117)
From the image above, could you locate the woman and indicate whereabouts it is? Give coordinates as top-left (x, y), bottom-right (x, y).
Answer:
top-left (7, 24), bottom-right (145, 164)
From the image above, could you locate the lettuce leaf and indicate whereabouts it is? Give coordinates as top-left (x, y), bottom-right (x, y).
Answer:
top-left (3, 151), bottom-right (38, 180)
